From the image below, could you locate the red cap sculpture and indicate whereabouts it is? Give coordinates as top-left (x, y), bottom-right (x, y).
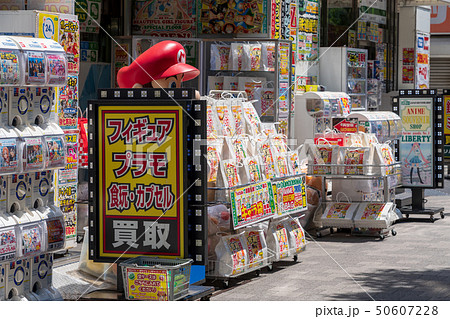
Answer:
top-left (117, 40), bottom-right (200, 89)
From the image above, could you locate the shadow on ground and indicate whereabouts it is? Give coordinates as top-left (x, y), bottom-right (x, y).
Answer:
top-left (330, 268), bottom-right (450, 301)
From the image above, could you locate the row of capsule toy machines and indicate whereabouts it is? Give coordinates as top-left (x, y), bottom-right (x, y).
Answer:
top-left (0, 36), bottom-right (68, 300)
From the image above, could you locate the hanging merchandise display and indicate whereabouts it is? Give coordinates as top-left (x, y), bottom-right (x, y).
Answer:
top-left (203, 39), bottom-right (292, 127)
top-left (204, 90), bottom-right (307, 287)
top-left (0, 35), bottom-right (67, 301)
top-left (443, 90), bottom-right (450, 160)
top-left (300, 90), bottom-right (404, 238)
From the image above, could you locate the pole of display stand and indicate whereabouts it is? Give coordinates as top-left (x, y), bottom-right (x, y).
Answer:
top-left (400, 188), bottom-right (445, 222)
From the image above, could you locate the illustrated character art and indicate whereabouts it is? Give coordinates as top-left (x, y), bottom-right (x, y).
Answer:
top-left (404, 142), bottom-right (430, 184)
top-left (116, 40), bottom-right (200, 97)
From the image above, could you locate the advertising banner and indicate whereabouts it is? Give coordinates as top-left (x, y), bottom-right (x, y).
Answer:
top-left (358, 0), bottom-right (387, 25)
top-left (230, 181), bottom-right (276, 229)
top-left (199, 0), bottom-right (267, 35)
top-left (444, 95), bottom-right (450, 159)
top-left (97, 105), bottom-right (186, 259)
top-left (134, 0), bottom-right (195, 37)
top-left (399, 97), bottom-right (434, 187)
top-left (58, 130), bottom-right (78, 185)
top-left (58, 74), bottom-right (78, 129)
top-left (76, 0), bottom-right (101, 33)
top-left (272, 176), bottom-right (307, 216)
top-left (59, 15), bottom-right (80, 75)
top-left (415, 32), bottom-right (430, 90)
top-left (28, 0), bottom-right (73, 14)
top-left (431, 6), bottom-right (450, 34)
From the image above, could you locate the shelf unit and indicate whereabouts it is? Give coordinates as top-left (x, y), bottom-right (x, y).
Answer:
top-left (310, 162), bottom-right (402, 239)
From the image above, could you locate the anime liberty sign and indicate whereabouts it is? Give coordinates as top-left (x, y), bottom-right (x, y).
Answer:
top-left (399, 97), bottom-right (434, 187)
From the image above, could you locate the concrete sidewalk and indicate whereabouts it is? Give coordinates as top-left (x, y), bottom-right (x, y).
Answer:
top-left (209, 195), bottom-right (450, 301)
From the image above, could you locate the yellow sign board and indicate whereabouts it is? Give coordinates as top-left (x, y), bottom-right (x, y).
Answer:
top-left (98, 105), bottom-right (185, 259)
top-left (37, 12), bottom-right (59, 41)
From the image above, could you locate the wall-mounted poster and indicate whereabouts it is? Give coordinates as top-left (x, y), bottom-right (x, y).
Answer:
top-left (133, 0), bottom-right (195, 37)
top-left (415, 32), bottom-right (430, 90)
top-left (198, 0), bottom-right (268, 35)
top-left (76, 0), bottom-right (101, 33)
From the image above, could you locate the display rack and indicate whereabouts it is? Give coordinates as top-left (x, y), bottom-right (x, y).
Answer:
top-left (206, 173), bottom-right (308, 287)
top-left (201, 38), bottom-right (292, 135)
top-left (310, 162), bottom-right (402, 239)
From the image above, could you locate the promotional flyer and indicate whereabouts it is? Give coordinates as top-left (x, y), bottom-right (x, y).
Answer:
top-left (415, 32), bottom-right (430, 90)
top-left (272, 176), bottom-right (307, 216)
top-left (125, 268), bottom-right (169, 300)
top-left (399, 97), bottom-right (434, 187)
top-left (230, 181), bottom-right (276, 229)
top-left (97, 105), bottom-right (186, 259)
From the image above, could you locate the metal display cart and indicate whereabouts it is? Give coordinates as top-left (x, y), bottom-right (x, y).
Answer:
top-left (206, 174), bottom-right (308, 288)
top-left (310, 162), bottom-right (402, 240)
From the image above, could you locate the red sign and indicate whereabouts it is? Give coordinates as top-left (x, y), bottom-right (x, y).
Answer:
top-left (333, 120), bottom-right (358, 133)
top-left (431, 6), bottom-right (450, 34)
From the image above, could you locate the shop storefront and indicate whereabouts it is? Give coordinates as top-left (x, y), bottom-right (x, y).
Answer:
top-left (0, 0), bottom-right (446, 301)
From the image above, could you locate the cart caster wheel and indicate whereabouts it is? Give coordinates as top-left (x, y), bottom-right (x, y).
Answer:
top-left (441, 212), bottom-right (445, 219)
top-left (391, 229), bottom-right (397, 236)
top-left (222, 281), bottom-right (229, 289)
top-left (293, 255), bottom-right (298, 262)
top-left (379, 235), bottom-right (385, 240)
top-left (316, 232), bottom-right (322, 238)
top-left (330, 228), bottom-right (334, 234)
top-left (430, 216), bottom-right (435, 223)
top-left (200, 295), bottom-right (211, 301)
top-left (255, 270), bottom-right (260, 277)
top-left (406, 214), bottom-right (409, 219)
top-left (267, 265), bottom-right (273, 272)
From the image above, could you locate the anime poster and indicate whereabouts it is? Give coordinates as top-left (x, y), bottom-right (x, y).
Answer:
top-left (230, 181), bottom-right (276, 229)
top-left (0, 228), bottom-right (16, 262)
top-left (27, 52), bottom-right (46, 85)
top-left (58, 75), bottom-right (78, 129)
top-left (59, 15), bottom-right (80, 75)
top-left (0, 139), bottom-right (18, 174)
top-left (415, 32), bottom-right (430, 90)
top-left (199, 0), bottom-right (268, 35)
top-left (0, 49), bottom-right (20, 85)
top-left (399, 97), bottom-right (434, 187)
top-left (357, 20), bottom-right (366, 40)
top-left (133, 0), bottom-right (195, 37)
top-left (297, 0), bottom-right (319, 62)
